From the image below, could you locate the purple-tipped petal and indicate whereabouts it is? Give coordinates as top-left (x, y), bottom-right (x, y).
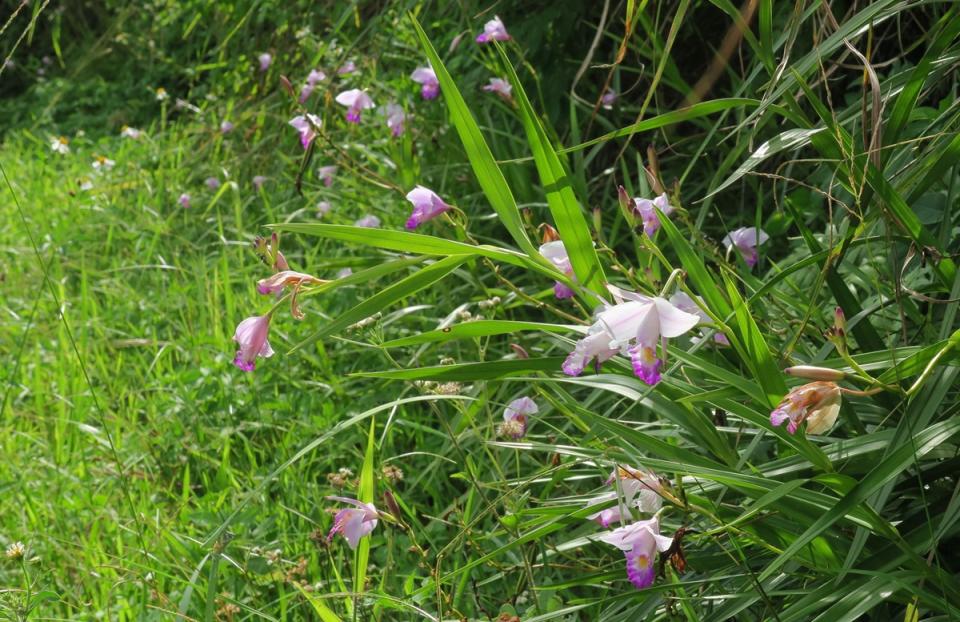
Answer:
top-left (628, 345), bottom-right (662, 385)
top-left (625, 546), bottom-right (656, 589)
top-left (554, 281), bottom-right (575, 299)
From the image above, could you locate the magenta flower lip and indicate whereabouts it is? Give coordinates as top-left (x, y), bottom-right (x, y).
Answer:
top-left (404, 185), bottom-right (451, 230)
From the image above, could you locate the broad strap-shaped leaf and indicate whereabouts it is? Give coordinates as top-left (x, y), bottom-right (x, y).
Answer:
top-left (380, 320), bottom-right (584, 348)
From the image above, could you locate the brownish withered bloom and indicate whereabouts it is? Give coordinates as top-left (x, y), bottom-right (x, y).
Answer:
top-left (770, 381), bottom-right (841, 435)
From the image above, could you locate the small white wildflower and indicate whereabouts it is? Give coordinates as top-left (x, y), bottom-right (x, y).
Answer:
top-left (5, 541), bottom-right (25, 560)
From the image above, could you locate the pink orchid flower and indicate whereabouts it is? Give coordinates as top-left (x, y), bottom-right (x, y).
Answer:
top-left (722, 226), bottom-right (770, 267)
top-left (475, 16), bottom-right (510, 43)
top-left (337, 60), bottom-right (357, 75)
top-left (326, 496), bottom-right (379, 549)
top-left (257, 271), bottom-right (326, 320)
top-left (498, 396), bottom-right (538, 439)
top-left (770, 381), bottom-right (841, 435)
top-left (178, 193), bottom-right (190, 209)
top-left (220, 120), bottom-right (234, 134)
top-left (669, 291), bottom-right (729, 346)
top-left (538, 240), bottom-right (575, 299)
top-left (382, 103), bottom-right (407, 137)
top-left (258, 53), bottom-right (272, 72)
top-left (411, 67), bottom-right (440, 100)
top-left (598, 517), bottom-right (674, 589)
top-left (298, 69), bottom-right (326, 103)
top-left (317, 165), bottom-right (337, 186)
top-left (355, 215), bottom-right (381, 228)
top-left (404, 186), bottom-right (451, 230)
top-left (586, 466), bottom-right (663, 527)
top-left (205, 177), bottom-right (221, 190)
top-left (483, 78), bottom-right (513, 103)
top-left (232, 314), bottom-right (274, 371)
top-left (632, 193), bottom-right (673, 237)
top-left (335, 89), bottom-right (375, 123)
top-left (563, 285), bottom-right (699, 384)
top-left (317, 200), bottom-right (332, 216)
top-left (289, 114), bottom-right (322, 150)
top-left (601, 88), bottom-right (618, 110)
top-left (253, 175), bottom-right (267, 190)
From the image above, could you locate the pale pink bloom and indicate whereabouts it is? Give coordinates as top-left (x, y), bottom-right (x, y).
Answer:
top-left (120, 126), bottom-right (142, 139)
top-left (539, 240), bottom-right (575, 299)
top-left (563, 286), bottom-right (699, 384)
top-left (597, 517), bottom-right (673, 589)
top-left (404, 185), bottom-right (451, 230)
top-left (722, 226), bottom-right (769, 268)
top-left (335, 89), bottom-right (375, 123)
top-left (253, 175), bottom-right (267, 190)
top-left (205, 177), bottom-right (221, 190)
top-left (498, 396), bottom-right (538, 439)
top-left (601, 88), bottom-right (618, 109)
top-left (449, 33), bottom-right (465, 53)
top-left (317, 200), bottom-right (332, 216)
top-left (476, 16), bottom-right (510, 43)
top-left (483, 78), bottom-right (512, 102)
top-left (326, 496), bottom-right (379, 549)
top-left (411, 67), bottom-right (439, 100)
top-left (669, 291), bottom-right (729, 346)
top-left (632, 193), bottom-right (673, 237)
top-left (355, 215), bottom-right (380, 228)
top-left (299, 69), bottom-right (326, 103)
top-left (289, 114), bottom-right (322, 150)
top-left (770, 381), bottom-right (841, 435)
top-left (317, 165), bottom-right (337, 186)
top-left (586, 466), bottom-right (662, 527)
top-left (337, 60), bottom-right (357, 75)
top-left (232, 315), bottom-right (274, 371)
top-left (178, 193), bottom-right (190, 208)
top-left (382, 103), bottom-right (406, 137)
top-left (220, 120), bottom-right (234, 134)
top-left (258, 53), bottom-right (272, 72)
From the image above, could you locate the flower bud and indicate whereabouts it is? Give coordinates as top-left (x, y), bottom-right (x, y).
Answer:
top-left (540, 224), bottom-right (559, 243)
top-left (784, 365), bottom-right (846, 381)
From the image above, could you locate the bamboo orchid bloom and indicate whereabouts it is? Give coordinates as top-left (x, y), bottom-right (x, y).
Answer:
top-left (253, 175), bottom-right (267, 190)
top-left (257, 271), bottom-right (326, 320)
top-left (483, 78), bottom-right (513, 103)
top-left (289, 114), bottom-right (322, 150)
top-left (205, 177), bottom-right (221, 190)
top-left (632, 193), bottom-right (673, 237)
top-left (337, 60), bottom-right (357, 75)
top-left (220, 120), bottom-right (234, 134)
top-left (404, 186), bottom-right (451, 230)
top-left (598, 517), bottom-right (674, 589)
top-left (770, 381), bottom-right (841, 435)
top-left (355, 215), bottom-right (381, 228)
top-left (601, 88), bottom-right (618, 109)
top-left (586, 466), bottom-right (663, 528)
top-left (563, 287), bottom-right (700, 384)
top-left (335, 89), bottom-right (374, 123)
top-left (539, 240), bottom-right (575, 299)
top-left (258, 53), bottom-right (272, 72)
top-left (498, 396), bottom-right (538, 439)
top-left (475, 16), bottom-right (510, 43)
top-left (326, 496), bottom-right (379, 549)
top-left (669, 291), bottom-right (729, 346)
top-left (722, 227), bottom-right (769, 268)
top-left (317, 165), bottom-right (337, 186)
top-left (411, 67), bottom-right (439, 100)
top-left (232, 314), bottom-right (274, 371)
top-left (178, 193), bottom-right (190, 208)
top-left (299, 69), bottom-right (326, 103)
top-left (317, 201), bottom-right (332, 216)
top-left (383, 103), bottom-right (406, 137)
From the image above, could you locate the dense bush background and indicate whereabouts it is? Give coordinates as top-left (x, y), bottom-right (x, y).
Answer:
top-left (1, 0), bottom-right (958, 620)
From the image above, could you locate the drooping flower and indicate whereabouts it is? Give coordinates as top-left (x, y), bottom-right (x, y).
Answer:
top-left (475, 16), bottom-right (510, 43)
top-left (257, 271), bottom-right (326, 320)
top-left (410, 67), bottom-right (439, 100)
top-left (220, 120), bottom-right (234, 134)
top-left (326, 496), bottom-right (379, 549)
top-left (404, 186), bottom-right (451, 230)
top-left (632, 193), bottom-right (673, 237)
top-left (252, 175), bottom-right (267, 190)
top-left (382, 103), bottom-right (406, 137)
top-left (498, 396), bottom-right (538, 439)
top-left (483, 78), bottom-right (512, 103)
top-left (669, 291), bottom-right (729, 346)
top-left (586, 466), bottom-right (663, 527)
top-left (92, 155), bottom-right (115, 171)
top-left (289, 114), bottom-right (322, 150)
top-left (539, 240), bottom-right (575, 299)
top-left (597, 517), bottom-right (674, 589)
top-left (335, 89), bottom-right (375, 123)
top-left (120, 126), bottom-right (142, 139)
top-left (722, 226), bottom-right (769, 268)
top-left (155, 87), bottom-right (168, 101)
top-left (298, 69), bottom-right (326, 103)
top-left (317, 165), bottom-right (337, 187)
top-left (232, 314), bottom-right (274, 371)
top-left (317, 200), bottom-right (332, 216)
top-left (355, 215), bottom-right (381, 228)
top-left (205, 177), bottom-right (221, 190)
top-left (178, 193), bottom-right (191, 208)
top-left (769, 381), bottom-right (841, 435)
top-left (601, 88), bottom-right (618, 110)
top-left (258, 53), bottom-right (272, 72)
top-left (50, 136), bottom-right (69, 154)
top-left (337, 60), bottom-right (357, 75)
top-left (563, 286), bottom-right (699, 384)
